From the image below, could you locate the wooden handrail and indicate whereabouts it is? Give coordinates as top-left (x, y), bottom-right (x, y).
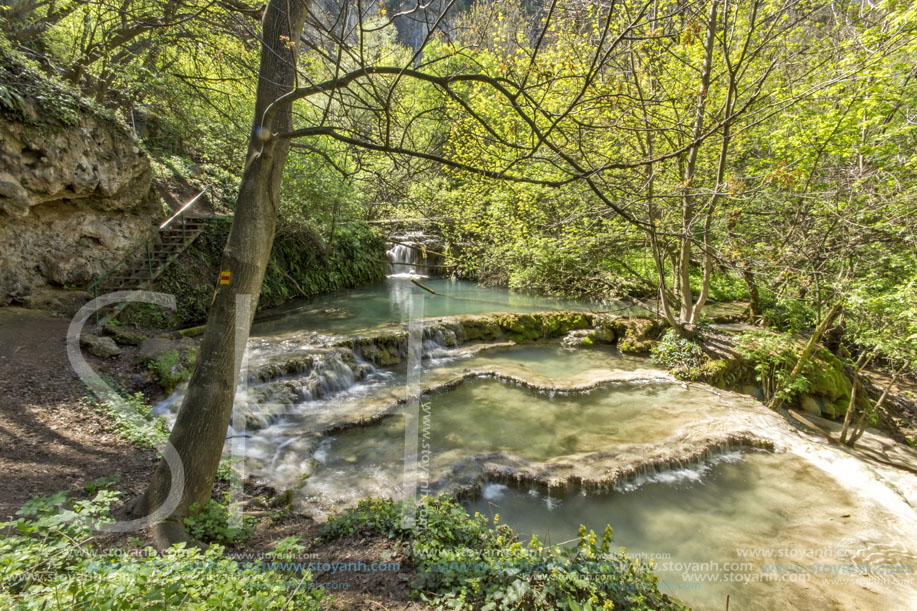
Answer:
top-left (160, 184), bottom-right (212, 229)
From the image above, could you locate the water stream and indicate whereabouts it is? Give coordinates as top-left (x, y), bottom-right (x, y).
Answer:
top-left (156, 274), bottom-right (917, 609)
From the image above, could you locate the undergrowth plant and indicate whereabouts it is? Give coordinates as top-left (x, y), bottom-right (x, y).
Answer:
top-left (86, 392), bottom-right (169, 449)
top-left (0, 487), bottom-right (326, 610)
top-left (146, 348), bottom-right (196, 394)
top-left (184, 493), bottom-right (256, 546)
top-left (736, 330), bottom-right (812, 404)
top-left (324, 496), bottom-right (685, 610)
top-left (87, 391), bottom-right (239, 483)
top-left (650, 330), bottom-right (706, 375)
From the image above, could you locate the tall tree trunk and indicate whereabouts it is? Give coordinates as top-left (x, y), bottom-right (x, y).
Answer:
top-left (690, 70), bottom-right (734, 325)
top-left (132, 0), bottom-right (311, 547)
top-left (677, 0), bottom-right (718, 323)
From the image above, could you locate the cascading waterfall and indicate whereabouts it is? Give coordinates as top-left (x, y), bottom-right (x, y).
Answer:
top-left (385, 232), bottom-right (443, 277)
top-left (387, 242), bottom-right (420, 277)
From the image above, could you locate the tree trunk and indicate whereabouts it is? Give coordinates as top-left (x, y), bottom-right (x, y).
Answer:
top-left (839, 352), bottom-right (870, 444)
top-left (846, 363), bottom-right (906, 447)
top-left (677, 0), bottom-right (717, 323)
top-left (132, 0), bottom-right (311, 546)
top-left (742, 266), bottom-right (760, 322)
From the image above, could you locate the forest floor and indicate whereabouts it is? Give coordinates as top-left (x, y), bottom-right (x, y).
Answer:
top-left (0, 306), bottom-right (425, 609)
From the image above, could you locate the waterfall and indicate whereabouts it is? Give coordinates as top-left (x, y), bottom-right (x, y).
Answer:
top-left (385, 232), bottom-right (443, 278)
top-left (387, 242), bottom-right (420, 277)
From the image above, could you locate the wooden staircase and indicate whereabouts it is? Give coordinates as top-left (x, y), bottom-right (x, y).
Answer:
top-left (88, 186), bottom-right (213, 322)
top-left (98, 215), bottom-right (210, 291)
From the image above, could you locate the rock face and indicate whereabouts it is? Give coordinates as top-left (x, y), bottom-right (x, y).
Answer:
top-left (0, 114), bottom-right (161, 305)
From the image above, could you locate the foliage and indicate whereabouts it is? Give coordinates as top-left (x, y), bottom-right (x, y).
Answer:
top-left (847, 273), bottom-right (917, 373)
top-left (271, 536), bottom-right (308, 560)
top-left (699, 272), bottom-right (749, 303)
top-left (146, 349), bottom-right (194, 394)
top-left (259, 223), bottom-right (387, 310)
top-left (758, 293), bottom-right (817, 334)
top-left (650, 330), bottom-right (706, 374)
top-left (86, 392), bottom-right (169, 449)
top-left (215, 456), bottom-right (243, 485)
top-left (91, 389), bottom-right (239, 484)
top-left (131, 217), bottom-right (386, 327)
top-left (324, 496), bottom-right (685, 610)
top-left (184, 493), bottom-right (255, 546)
top-left (0, 489), bottom-right (326, 609)
top-left (0, 35), bottom-right (114, 126)
top-left (150, 154), bottom-right (241, 213)
top-left (736, 331), bottom-right (813, 405)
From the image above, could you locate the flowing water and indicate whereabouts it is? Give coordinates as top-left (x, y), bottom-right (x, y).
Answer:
top-left (157, 274), bottom-right (917, 609)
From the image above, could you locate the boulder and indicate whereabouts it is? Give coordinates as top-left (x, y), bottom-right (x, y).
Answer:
top-left (800, 394), bottom-right (823, 417)
top-left (561, 326), bottom-right (614, 347)
top-left (562, 329), bottom-right (595, 347)
top-left (47, 255), bottom-right (93, 286)
top-left (80, 333), bottom-right (121, 358)
top-left (26, 286), bottom-right (90, 316)
top-left (108, 326), bottom-right (146, 346)
top-left (138, 337), bottom-right (183, 362)
top-left (611, 317), bottom-right (664, 353)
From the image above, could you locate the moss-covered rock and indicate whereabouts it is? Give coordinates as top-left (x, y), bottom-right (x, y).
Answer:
top-left (348, 334), bottom-right (408, 367)
top-left (800, 394), bottom-right (823, 416)
top-left (540, 312), bottom-right (591, 337)
top-left (107, 326), bottom-right (146, 346)
top-left (590, 325), bottom-right (616, 343)
top-left (146, 348), bottom-right (194, 393)
top-left (611, 318), bottom-right (664, 353)
top-left (808, 349), bottom-right (852, 402)
top-left (459, 317), bottom-right (503, 341)
top-left (495, 313), bottom-right (543, 341)
top-left (490, 312), bottom-right (592, 342)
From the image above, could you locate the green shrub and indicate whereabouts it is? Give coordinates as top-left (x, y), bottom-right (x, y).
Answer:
top-left (184, 493), bottom-right (256, 545)
top-left (325, 496), bottom-right (685, 610)
top-left (758, 292), bottom-right (816, 333)
top-left (136, 218), bottom-right (387, 327)
top-left (686, 269), bottom-right (750, 303)
top-left (650, 330), bottom-right (706, 375)
top-left (0, 490), bottom-right (326, 610)
top-left (0, 37), bottom-right (116, 126)
top-left (735, 330), bottom-right (811, 404)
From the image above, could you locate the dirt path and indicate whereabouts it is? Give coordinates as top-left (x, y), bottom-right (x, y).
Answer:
top-left (0, 307), bottom-right (156, 519)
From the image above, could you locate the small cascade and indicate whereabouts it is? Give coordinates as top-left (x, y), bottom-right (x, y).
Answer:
top-left (386, 232), bottom-right (444, 277)
top-left (387, 242), bottom-right (420, 276)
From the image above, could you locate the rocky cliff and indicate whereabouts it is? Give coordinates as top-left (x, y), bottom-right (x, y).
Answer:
top-left (0, 114), bottom-right (161, 306)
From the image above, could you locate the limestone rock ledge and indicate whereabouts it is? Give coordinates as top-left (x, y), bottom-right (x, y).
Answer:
top-left (0, 115), bottom-right (161, 304)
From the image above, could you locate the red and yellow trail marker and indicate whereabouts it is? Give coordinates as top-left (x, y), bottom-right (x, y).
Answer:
top-left (219, 271), bottom-right (231, 285)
